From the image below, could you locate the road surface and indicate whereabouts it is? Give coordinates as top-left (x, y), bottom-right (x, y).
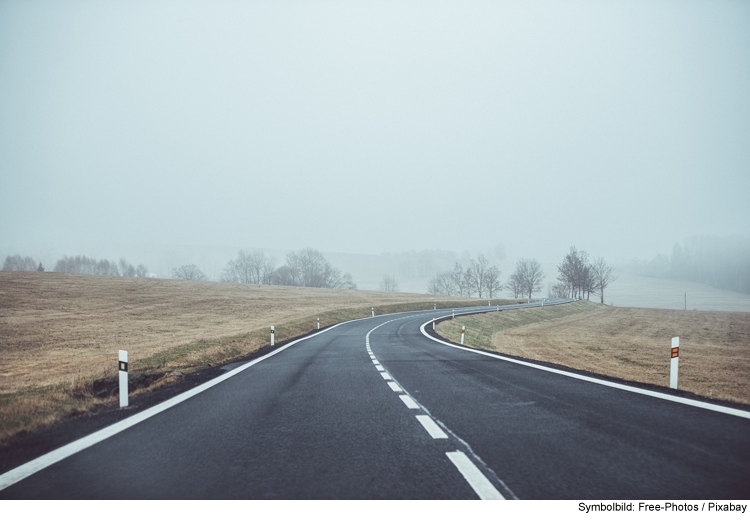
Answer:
top-left (2, 300), bottom-right (749, 499)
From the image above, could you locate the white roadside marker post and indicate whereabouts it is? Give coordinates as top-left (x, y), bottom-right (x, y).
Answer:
top-left (670, 337), bottom-right (679, 389)
top-left (371, 307), bottom-right (374, 317)
top-left (461, 326), bottom-right (465, 345)
top-left (317, 317), bottom-right (320, 330)
top-left (271, 326), bottom-right (275, 346)
top-left (434, 303), bottom-right (436, 310)
top-left (452, 309), bottom-right (455, 319)
top-left (488, 301), bottom-right (490, 307)
top-left (432, 318), bottom-right (435, 330)
top-left (118, 350), bottom-right (128, 408)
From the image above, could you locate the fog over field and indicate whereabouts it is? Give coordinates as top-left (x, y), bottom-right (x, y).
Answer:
top-left (1, 2), bottom-right (748, 301)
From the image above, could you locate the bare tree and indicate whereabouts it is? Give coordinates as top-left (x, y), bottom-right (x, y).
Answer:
top-left (468, 255), bottom-right (490, 298)
top-left (2, 255), bottom-right (38, 271)
top-left (557, 247), bottom-right (593, 299)
top-left (220, 251), bottom-right (254, 284)
top-left (484, 265), bottom-right (502, 298)
top-left (260, 256), bottom-right (278, 285)
top-left (462, 267), bottom-right (477, 297)
top-left (427, 271), bottom-right (457, 296)
top-left (591, 257), bottom-right (617, 304)
top-left (271, 248), bottom-right (355, 289)
top-left (379, 275), bottom-right (399, 292)
top-left (451, 263), bottom-right (467, 296)
top-left (505, 271), bottom-right (523, 299)
top-left (119, 258), bottom-right (136, 277)
top-left (172, 264), bottom-right (208, 281)
top-left (271, 265), bottom-right (296, 286)
top-left (514, 258), bottom-right (545, 300)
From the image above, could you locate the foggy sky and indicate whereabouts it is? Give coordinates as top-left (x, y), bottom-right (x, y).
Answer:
top-left (1, 0), bottom-right (749, 263)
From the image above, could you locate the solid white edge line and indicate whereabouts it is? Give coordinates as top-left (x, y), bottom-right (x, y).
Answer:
top-left (421, 312), bottom-right (750, 420)
top-left (416, 415), bottom-right (449, 439)
top-left (399, 395), bottom-right (420, 409)
top-left (0, 317), bottom-right (357, 491)
top-left (446, 451), bottom-right (505, 500)
top-left (0, 303), bottom-right (518, 491)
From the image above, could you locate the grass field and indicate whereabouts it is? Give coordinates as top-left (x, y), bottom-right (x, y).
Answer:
top-left (0, 271), bottom-right (512, 441)
top-left (436, 301), bottom-right (750, 405)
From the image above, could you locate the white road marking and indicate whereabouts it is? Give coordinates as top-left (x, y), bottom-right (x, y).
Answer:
top-left (399, 395), bottom-right (420, 409)
top-left (381, 372), bottom-right (392, 380)
top-left (416, 415), bottom-right (448, 439)
top-left (446, 451), bottom-right (505, 500)
top-left (372, 360), bottom-right (380, 365)
top-left (376, 365), bottom-right (385, 372)
top-left (419, 313), bottom-right (750, 421)
top-left (0, 317), bottom-right (359, 492)
top-left (387, 381), bottom-right (402, 392)
top-left (0, 304), bottom-right (507, 492)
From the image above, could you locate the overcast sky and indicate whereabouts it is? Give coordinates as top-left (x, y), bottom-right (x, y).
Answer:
top-left (1, 0), bottom-right (748, 263)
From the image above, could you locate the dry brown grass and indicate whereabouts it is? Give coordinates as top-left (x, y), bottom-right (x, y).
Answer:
top-left (0, 271), bottom-right (499, 440)
top-left (436, 301), bottom-right (750, 405)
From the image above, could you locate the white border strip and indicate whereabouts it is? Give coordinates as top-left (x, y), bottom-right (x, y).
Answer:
top-left (421, 317), bottom-right (750, 420)
top-left (0, 319), bottom-right (353, 491)
top-left (416, 415), bottom-right (449, 439)
top-left (446, 451), bottom-right (505, 500)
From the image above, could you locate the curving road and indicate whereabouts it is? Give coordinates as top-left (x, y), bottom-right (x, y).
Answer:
top-left (1, 300), bottom-right (749, 499)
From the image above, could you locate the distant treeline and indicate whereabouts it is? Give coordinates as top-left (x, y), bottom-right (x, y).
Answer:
top-left (3, 248), bottom-right (356, 290)
top-left (2, 254), bottom-right (149, 278)
top-left (629, 236), bottom-right (750, 295)
top-left (428, 247), bottom-right (617, 303)
top-left (211, 247), bottom-right (356, 289)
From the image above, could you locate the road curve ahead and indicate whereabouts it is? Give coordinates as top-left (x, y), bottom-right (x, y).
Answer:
top-left (1, 301), bottom-right (749, 499)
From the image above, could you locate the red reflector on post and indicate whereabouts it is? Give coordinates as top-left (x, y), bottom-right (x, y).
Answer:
top-left (671, 347), bottom-right (679, 358)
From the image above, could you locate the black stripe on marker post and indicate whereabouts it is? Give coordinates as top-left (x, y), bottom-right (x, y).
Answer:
top-left (119, 361), bottom-right (128, 372)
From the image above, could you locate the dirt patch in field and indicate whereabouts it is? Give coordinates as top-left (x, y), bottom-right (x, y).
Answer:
top-left (436, 302), bottom-right (750, 405)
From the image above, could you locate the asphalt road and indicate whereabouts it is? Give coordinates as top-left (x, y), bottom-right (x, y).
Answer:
top-left (2, 301), bottom-right (749, 499)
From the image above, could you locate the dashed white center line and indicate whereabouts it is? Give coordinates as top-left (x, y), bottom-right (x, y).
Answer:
top-left (416, 415), bottom-right (448, 439)
top-left (364, 313), bottom-right (513, 501)
top-left (446, 451), bottom-right (505, 500)
top-left (399, 395), bottom-right (420, 409)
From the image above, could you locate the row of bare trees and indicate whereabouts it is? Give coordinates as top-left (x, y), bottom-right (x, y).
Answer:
top-left (427, 255), bottom-right (502, 298)
top-left (506, 258), bottom-right (546, 299)
top-left (3, 254), bottom-right (150, 278)
top-left (551, 247), bottom-right (617, 303)
top-left (51, 255), bottom-right (149, 277)
top-left (202, 248), bottom-right (356, 289)
top-left (2, 254), bottom-right (43, 272)
top-left (220, 250), bottom-right (278, 285)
